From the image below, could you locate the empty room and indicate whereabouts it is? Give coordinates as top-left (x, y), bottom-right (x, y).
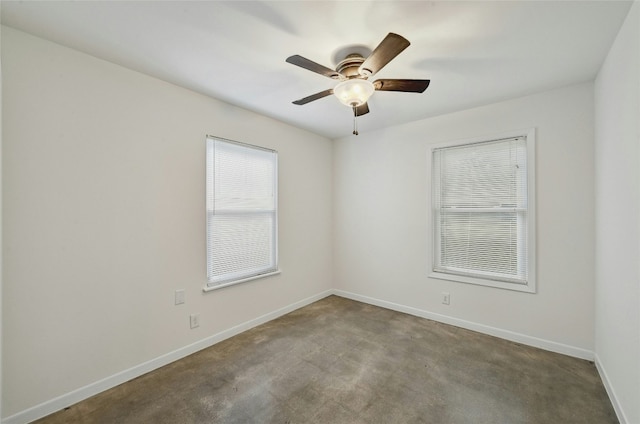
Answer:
top-left (1, 1), bottom-right (639, 423)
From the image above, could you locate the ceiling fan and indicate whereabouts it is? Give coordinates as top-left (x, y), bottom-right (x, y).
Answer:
top-left (286, 33), bottom-right (430, 135)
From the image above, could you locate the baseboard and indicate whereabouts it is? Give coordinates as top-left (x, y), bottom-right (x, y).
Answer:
top-left (333, 289), bottom-right (595, 361)
top-left (2, 290), bottom-right (333, 424)
top-left (594, 354), bottom-right (629, 424)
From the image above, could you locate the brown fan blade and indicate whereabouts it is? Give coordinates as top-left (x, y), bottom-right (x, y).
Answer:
top-left (373, 79), bottom-right (430, 93)
top-left (286, 55), bottom-right (341, 79)
top-left (354, 103), bottom-right (370, 116)
top-left (359, 33), bottom-right (410, 76)
top-left (292, 89), bottom-right (334, 105)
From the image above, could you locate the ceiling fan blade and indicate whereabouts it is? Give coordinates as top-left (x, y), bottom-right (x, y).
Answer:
top-left (354, 102), bottom-right (370, 116)
top-left (359, 33), bottom-right (410, 76)
top-left (373, 79), bottom-right (430, 93)
top-left (286, 55), bottom-right (341, 79)
top-left (292, 89), bottom-right (334, 105)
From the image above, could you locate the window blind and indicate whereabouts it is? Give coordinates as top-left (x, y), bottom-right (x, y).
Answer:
top-left (206, 137), bottom-right (278, 286)
top-left (432, 137), bottom-right (529, 285)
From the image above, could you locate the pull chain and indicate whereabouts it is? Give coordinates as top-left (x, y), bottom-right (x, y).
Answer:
top-left (352, 105), bottom-right (359, 136)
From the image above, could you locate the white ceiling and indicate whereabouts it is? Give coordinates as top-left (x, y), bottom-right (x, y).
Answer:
top-left (1, 1), bottom-right (633, 139)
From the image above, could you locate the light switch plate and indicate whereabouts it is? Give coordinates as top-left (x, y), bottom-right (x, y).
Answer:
top-left (175, 289), bottom-right (185, 305)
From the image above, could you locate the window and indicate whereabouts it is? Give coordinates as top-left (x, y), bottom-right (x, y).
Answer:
top-left (206, 136), bottom-right (279, 290)
top-left (429, 130), bottom-right (536, 292)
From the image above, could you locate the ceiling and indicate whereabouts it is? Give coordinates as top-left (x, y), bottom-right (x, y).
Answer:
top-left (1, 1), bottom-right (633, 139)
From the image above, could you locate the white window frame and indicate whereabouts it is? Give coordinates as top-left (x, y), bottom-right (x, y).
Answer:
top-left (205, 136), bottom-right (279, 292)
top-left (427, 129), bottom-right (536, 293)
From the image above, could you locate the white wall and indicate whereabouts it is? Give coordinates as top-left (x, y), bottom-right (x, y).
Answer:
top-left (594, 2), bottom-right (640, 423)
top-left (0, 19), bottom-right (4, 424)
top-left (334, 82), bottom-right (596, 356)
top-left (1, 26), bottom-right (333, 420)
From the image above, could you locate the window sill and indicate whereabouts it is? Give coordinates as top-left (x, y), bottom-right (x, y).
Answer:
top-left (429, 271), bottom-right (536, 294)
top-left (203, 270), bottom-right (281, 293)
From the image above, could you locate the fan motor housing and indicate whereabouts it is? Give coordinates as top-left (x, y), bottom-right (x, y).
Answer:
top-left (336, 54), bottom-right (366, 78)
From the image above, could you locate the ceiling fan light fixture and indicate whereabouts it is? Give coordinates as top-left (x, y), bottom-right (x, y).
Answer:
top-left (333, 79), bottom-right (375, 107)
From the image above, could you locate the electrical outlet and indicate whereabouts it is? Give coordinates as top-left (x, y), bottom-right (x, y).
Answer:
top-left (442, 292), bottom-right (450, 305)
top-left (190, 313), bottom-right (200, 329)
top-left (175, 289), bottom-right (185, 305)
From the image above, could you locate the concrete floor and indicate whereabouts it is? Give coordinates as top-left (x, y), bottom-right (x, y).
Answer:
top-left (34, 295), bottom-right (617, 423)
